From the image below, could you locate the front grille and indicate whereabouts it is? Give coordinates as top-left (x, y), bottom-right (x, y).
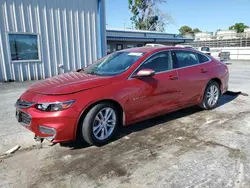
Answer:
top-left (16, 111), bottom-right (32, 126)
top-left (15, 99), bottom-right (34, 109)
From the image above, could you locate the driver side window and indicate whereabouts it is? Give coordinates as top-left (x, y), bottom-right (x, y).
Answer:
top-left (136, 51), bottom-right (171, 73)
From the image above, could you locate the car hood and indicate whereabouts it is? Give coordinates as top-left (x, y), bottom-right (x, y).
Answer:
top-left (28, 72), bottom-right (112, 95)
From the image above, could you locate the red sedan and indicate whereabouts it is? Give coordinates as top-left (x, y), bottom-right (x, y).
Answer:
top-left (15, 47), bottom-right (229, 146)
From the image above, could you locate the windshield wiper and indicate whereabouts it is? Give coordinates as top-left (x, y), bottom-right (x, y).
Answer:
top-left (76, 68), bottom-right (84, 73)
top-left (84, 71), bottom-right (103, 76)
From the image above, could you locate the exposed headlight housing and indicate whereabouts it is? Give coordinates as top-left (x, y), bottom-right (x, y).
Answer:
top-left (35, 100), bottom-right (75, 112)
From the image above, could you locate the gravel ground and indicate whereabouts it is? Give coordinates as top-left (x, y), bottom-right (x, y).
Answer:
top-left (0, 61), bottom-right (250, 188)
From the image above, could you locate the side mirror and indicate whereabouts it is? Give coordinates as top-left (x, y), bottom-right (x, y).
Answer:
top-left (132, 69), bottom-right (155, 78)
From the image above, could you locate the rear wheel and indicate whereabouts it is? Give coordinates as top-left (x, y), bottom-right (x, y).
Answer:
top-left (200, 81), bottom-right (220, 110)
top-left (80, 102), bottom-right (119, 146)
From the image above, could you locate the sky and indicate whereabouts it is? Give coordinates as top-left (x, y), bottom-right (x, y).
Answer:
top-left (106, 0), bottom-right (250, 34)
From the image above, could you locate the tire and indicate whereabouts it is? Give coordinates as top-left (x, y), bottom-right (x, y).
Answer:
top-left (80, 102), bottom-right (119, 146)
top-left (200, 81), bottom-right (221, 110)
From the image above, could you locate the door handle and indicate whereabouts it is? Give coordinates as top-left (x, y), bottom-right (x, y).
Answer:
top-left (169, 75), bottom-right (178, 80)
top-left (200, 68), bottom-right (208, 73)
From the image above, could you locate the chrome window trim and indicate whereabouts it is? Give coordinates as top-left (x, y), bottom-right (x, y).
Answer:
top-left (167, 49), bottom-right (212, 71)
top-left (128, 49), bottom-right (212, 80)
top-left (172, 49), bottom-right (212, 65)
top-left (128, 50), bottom-right (173, 80)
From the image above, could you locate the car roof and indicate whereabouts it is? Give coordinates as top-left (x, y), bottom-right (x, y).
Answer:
top-left (120, 46), bottom-right (194, 54)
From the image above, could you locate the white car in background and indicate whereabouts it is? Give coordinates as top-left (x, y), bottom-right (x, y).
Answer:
top-left (175, 45), bottom-right (230, 62)
top-left (145, 43), bottom-right (167, 47)
top-left (175, 44), bottom-right (195, 49)
top-left (175, 45), bottom-right (211, 55)
top-left (210, 49), bottom-right (231, 62)
top-left (196, 47), bottom-right (211, 56)
top-left (147, 44), bottom-right (230, 62)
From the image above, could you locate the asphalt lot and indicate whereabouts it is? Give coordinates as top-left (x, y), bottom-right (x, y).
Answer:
top-left (0, 60), bottom-right (250, 188)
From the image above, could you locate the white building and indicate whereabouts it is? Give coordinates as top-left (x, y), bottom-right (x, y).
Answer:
top-left (195, 32), bottom-right (213, 41)
top-left (245, 28), bottom-right (250, 38)
top-left (245, 28), bottom-right (250, 33)
top-left (0, 0), bottom-right (106, 81)
top-left (216, 30), bottom-right (237, 40)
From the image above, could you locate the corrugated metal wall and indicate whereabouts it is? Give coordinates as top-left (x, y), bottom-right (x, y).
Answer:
top-left (0, 0), bottom-right (105, 81)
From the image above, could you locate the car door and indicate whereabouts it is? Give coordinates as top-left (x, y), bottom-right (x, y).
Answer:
top-left (171, 50), bottom-right (210, 106)
top-left (125, 51), bottom-right (181, 123)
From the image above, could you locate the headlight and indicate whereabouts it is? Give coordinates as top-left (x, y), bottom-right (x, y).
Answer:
top-left (35, 100), bottom-right (75, 112)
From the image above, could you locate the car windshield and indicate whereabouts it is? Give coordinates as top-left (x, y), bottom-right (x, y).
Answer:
top-left (83, 52), bottom-right (145, 76)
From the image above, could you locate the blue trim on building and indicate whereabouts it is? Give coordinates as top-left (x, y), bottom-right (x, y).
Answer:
top-left (107, 29), bottom-right (177, 36)
top-left (98, 0), bottom-right (105, 57)
top-left (107, 36), bottom-right (191, 42)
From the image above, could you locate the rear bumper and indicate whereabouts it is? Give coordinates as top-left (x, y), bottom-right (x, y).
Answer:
top-left (222, 84), bottom-right (228, 94)
top-left (221, 69), bottom-right (229, 94)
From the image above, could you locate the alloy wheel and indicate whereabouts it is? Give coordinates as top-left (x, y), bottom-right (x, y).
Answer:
top-left (207, 85), bottom-right (219, 107)
top-left (92, 107), bottom-right (116, 140)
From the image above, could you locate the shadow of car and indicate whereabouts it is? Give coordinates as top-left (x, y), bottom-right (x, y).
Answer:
top-left (60, 91), bottom-right (241, 150)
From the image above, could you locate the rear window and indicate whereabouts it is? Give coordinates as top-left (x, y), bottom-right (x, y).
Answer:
top-left (174, 50), bottom-right (199, 68)
top-left (201, 47), bottom-right (210, 52)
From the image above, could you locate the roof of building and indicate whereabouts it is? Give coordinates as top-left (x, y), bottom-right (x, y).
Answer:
top-left (107, 28), bottom-right (177, 35)
top-left (106, 28), bottom-right (193, 43)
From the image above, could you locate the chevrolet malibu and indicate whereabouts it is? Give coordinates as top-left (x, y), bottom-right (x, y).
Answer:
top-left (15, 47), bottom-right (229, 146)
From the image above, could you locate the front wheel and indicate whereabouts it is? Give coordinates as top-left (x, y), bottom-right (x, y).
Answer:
top-left (80, 102), bottom-right (119, 146)
top-left (200, 81), bottom-right (221, 110)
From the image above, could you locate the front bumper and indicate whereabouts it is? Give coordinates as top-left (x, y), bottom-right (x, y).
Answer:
top-left (15, 106), bottom-right (79, 143)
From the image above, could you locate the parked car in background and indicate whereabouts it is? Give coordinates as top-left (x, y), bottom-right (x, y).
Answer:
top-left (145, 43), bottom-right (167, 47)
top-left (175, 44), bottom-right (195, 49)
top-left (196, 46), bottom-right (211, 56)
top-left (195, 46), bottom-right (231, 62)
top-left (175, 45), bottom-right (211, 55)
top-left (210, 49), bottom-right (231, 62)
top-left (177, 45), bottom-right (231, 62)
top-left (15, 46), bottom-right (229, 146)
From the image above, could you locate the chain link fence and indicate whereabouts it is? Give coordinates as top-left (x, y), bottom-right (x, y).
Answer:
top-left (185, 33), bottom-right (250, 48)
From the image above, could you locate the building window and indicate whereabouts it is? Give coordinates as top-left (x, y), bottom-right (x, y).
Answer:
top-left (127, 44), bottom-right (136, 48)
top-left (9, 33), bottom-right (40, 61)
top-left (116, 44), bottom-right (123, 51)
top-left (107, 44), bottom-right (111, 54)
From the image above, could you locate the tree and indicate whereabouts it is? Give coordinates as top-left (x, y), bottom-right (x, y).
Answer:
top-left (229, 23), bottom-right (249, 33)
top-left (179, 25), bottom-right (193, 35)
top-left (193, 28), bottom-right (201, 33)
top-left (128, 0), bottom-right (171, 32)
top-left (179, 26), bottom-right (202, 36)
